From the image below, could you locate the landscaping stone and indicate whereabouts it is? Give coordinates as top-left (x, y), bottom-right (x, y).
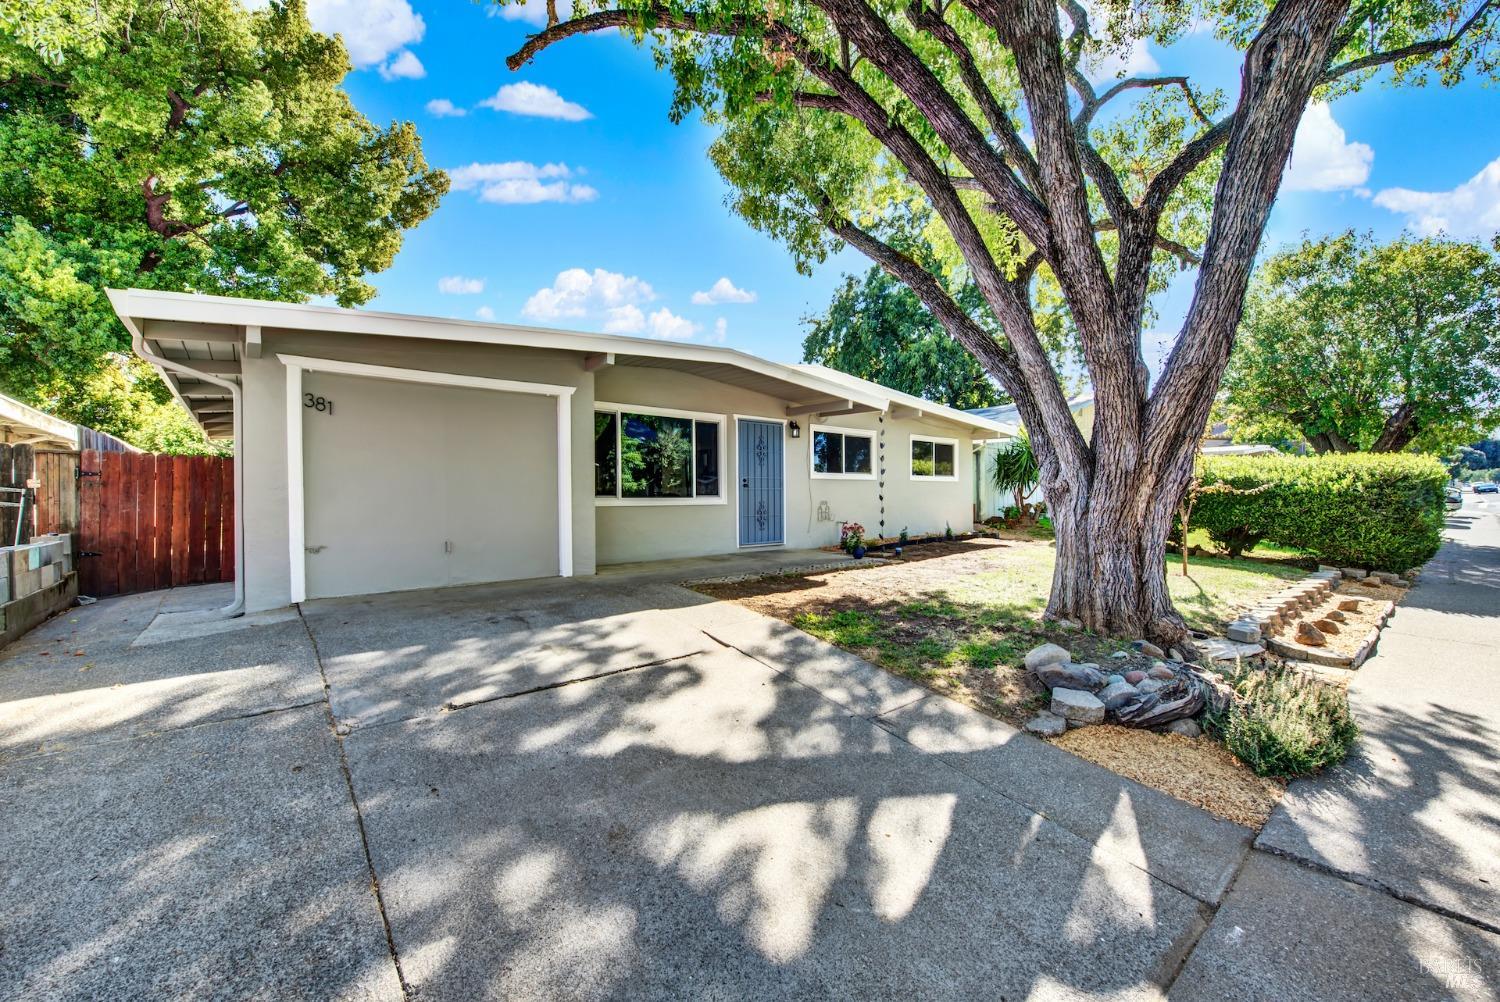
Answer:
top-left (1097, 681), bottom-right (1139, 711)
top-left (1338, 598), bottom-right (1362, 612)
top-left (1124, 670), bottom-right (1147, 684)
top-left (1148, 664), bottom-right (1176, 681)
top-left (1296, 621), bottom-right (1327, 646)
top-left (1106, 673), bottom-right (1126, 686)
top-left (1023, 711), bottom-right (1068, 738)
top-left (1024, 642), bottom-right (1071, 671)
top-left (1340, 567), bottom-right (1367, 579)
top-left (1167, 648), bottom-right (1183, 662)
top-left (1050, 687), bottom-right (1106, 724)
top-left (1110, 650), bottom-right (1129, 660)
top-left (1033, 661), bottom-right (1107, 691)
top-left (1373, 571), bottom-right (1403, 587)
top-left (1132, 639), bottom-right (1165, 658)
top-left (1198, 637), bottom-right (1266, 661)
top-left (1313, 618), bottom-right (1341, 635)
top-left (1165, 719), bottom-right (1202, 738)
top-left (1225, 620), bottom-right (1262, 644)
top-left (1324, 609), bottom-right (1347, 623)
top-left (1137, 678), bottom-right (1165, 695)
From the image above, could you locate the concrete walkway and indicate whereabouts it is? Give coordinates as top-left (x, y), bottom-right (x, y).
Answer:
top-left (1174, 498), bottom-right (1500, 999)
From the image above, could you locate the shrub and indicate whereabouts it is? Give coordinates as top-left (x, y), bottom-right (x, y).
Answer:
top-left (1192, 453), bottom-right (1446, 570)
top-left (1207, 667), bottom-right (1359, 778)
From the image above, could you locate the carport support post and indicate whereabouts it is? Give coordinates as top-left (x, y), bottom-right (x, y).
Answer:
top-left (556, 392), bottom-right (573, 577)
top-left (285, 362), bottom-right (306, 603)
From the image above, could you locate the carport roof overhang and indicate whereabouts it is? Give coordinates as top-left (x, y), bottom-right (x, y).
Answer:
top-left (106, 288), bottom-right (1008, 440)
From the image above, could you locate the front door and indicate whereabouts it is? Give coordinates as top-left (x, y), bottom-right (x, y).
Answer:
top-left (737, 419), bottom-right (784, 546)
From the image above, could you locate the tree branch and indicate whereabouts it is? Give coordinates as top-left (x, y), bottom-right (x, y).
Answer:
top-left (1077, 75), bottom-right (1212, 129)
top-left (1323, 0), bottom-right (1495, 81)
top-left (1093, 219), bottom-right (1202, 267)
top-left (754, 89), bottom-right (848, 112)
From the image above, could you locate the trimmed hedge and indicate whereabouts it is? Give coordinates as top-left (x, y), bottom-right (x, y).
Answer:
top-left (1193, 453), bottom-right (1446, 571)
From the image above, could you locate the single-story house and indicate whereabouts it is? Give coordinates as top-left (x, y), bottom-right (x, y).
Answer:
top-left (968, 394), bottom-right (1093, 519)
top-left (107, 289), bottom-right (1008, 614)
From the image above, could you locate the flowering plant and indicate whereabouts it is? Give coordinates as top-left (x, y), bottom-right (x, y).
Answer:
top-left (840, 522), bottom-right (867, 552)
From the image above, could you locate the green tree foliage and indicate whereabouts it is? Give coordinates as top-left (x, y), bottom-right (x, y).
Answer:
top-left (27, 355), bottom-right (229, 456)
top-left (0, 0), bottom-right (447, 439)
top-left (803, 263), bottom-right (1003, 409)
top-left (990, 432), bottom-right (1039, 512)
top-left (1192, 453), bottom-right (1447, 570)
top-left (1224, 233), bottom-right (1500, 455)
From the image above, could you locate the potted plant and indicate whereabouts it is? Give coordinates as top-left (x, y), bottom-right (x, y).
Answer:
top-left (841, 521), bottom-right (867, 559)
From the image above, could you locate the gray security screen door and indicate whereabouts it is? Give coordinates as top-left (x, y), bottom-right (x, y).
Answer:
top-left (737, 419), bottom-right (784, 546)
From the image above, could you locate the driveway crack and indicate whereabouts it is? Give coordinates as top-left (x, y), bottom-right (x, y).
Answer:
top-left (298, 606), bottom-right (414, 1001)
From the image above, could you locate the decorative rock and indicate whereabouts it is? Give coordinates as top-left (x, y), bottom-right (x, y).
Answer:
top-left (1024, 643), bottom-right (1071, 671)
top-left (1167, 648), bottom-right (1184, 662)
top-left (1107, 673), bottom-right (1126, 686)
top-left (1136, 678), bottom-right (1166, 695)
top-left (1296, 621), bottom-right (1327, 646)
top-left (1034, 661), bottom-right (1108, 691)
top-left (1124, 669), bottom-right (1147, 684)
top-left (1373, 571), bottom-right (1403, 586)
top-left (1198, 637), bottom-right (1265, 661)
top-left (1097, 681), bottom-right (1139, 711)
top-left (1314, 618), bottom-right (1341, 635)
top-left (1148, 664), bottom-right (1176, 681)
top-left (1165, 719), bottom-right (1203, 738)
top-left (1132, 639), bottom-right (1165, 659)
top-left (1225, 620), bottom-right (1262, 644)
top-left (1066, 718), bottom-right (1090, 730)
top-left (1338, 598), bottom-right (1362, 612)
top-left (1050, 687), bottom-right (1106, 724)
top-left (1324, 609), bottom-right (1347, 623)
top-left (1341, 567), bottom-right (1368, 579)
top-left (1111, 650), bottom-right (1129, 660)
top-left (1024, 712), bottom-right (1068, 738)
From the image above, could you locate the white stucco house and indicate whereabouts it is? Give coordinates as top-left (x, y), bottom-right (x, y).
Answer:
top-left (108, 289), bottom-right (1008, 614)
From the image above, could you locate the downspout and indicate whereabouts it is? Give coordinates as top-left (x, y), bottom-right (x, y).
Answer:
top-left (123, 316), bottom-right (246, 618)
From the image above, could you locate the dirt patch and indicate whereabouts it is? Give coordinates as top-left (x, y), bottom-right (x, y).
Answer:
top-left (1054, 725), bottom-right (1286, 828)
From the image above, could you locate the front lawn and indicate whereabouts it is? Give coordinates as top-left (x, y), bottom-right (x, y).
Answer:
top-left (695, 536), bottom-right (1310, 825)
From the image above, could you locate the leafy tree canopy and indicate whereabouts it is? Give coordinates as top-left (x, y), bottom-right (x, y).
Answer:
top-left (0, 0), bottom-right (448, 446)
top-left (802, 261), bottom-right (1005, 409)
top-left (1223, 232), bottom-right (1500, 455)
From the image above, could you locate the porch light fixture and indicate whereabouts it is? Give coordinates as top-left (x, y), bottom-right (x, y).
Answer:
top-left (788, 420), bottom-right (801, 438)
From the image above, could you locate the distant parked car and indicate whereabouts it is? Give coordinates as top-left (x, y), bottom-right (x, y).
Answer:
top-left (1474, 482), bottom-right (1499, 495)
top-left (1445, 489), bottom-right (1463, 510)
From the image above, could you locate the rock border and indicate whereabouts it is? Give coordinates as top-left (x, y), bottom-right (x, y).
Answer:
top-left (1244, 565), bottom-right (1406, 669)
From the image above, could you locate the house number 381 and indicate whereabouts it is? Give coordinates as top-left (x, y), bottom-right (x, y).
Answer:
top-left (303, 392), bottom-right (334, 415)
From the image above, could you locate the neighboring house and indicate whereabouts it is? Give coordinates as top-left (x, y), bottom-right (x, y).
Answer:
top-left (967, 394), bottom-right (1094, 519)
top-left (0, 391), bottom-right (135, 453)
top-left (108, 288), bottom-right (1006, 613)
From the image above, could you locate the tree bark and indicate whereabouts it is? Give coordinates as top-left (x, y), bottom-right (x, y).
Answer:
top-left (1371, 401), bottom-right (1420, 452)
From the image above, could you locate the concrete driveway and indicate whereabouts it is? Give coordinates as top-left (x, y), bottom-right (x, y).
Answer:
top-left (1, 549), bottom-right (1492, 1000)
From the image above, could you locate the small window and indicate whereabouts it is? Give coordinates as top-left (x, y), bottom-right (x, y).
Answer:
top-left (911, 436), bottom-right (958, 480)
top-left (811, 427), bottom-right (874, 478)
top-left (594, 412), bottom-right (617, 497)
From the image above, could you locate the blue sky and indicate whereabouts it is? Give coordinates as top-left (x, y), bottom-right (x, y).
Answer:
top-left (304, 0), bottom-right (1499, 371)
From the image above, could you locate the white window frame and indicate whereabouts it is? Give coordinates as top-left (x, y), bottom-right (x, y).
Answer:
top-left (809, 424), bottom-right (877, 480)
top-left (594, 400), bottom-right (728, 507)
top-left (909, 434), bottom-right (961, 482)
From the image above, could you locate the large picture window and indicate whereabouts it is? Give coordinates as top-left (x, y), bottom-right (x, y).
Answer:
top-left (811, 426), bottom-right (874, 479)
top-left (910, 435), bottom-right (958, 481)
top-left (594, 404), bottom-right (723, 504)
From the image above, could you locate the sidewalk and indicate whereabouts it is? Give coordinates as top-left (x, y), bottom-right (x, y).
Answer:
top-left (1172, 501), bottom-right (1500, 999)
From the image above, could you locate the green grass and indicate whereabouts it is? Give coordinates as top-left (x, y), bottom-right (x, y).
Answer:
top-left (1182, 528), bottom-right (1305, 560)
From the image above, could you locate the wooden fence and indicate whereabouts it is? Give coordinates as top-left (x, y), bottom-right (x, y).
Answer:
top-left (1, 445), bottom-right (233, 598)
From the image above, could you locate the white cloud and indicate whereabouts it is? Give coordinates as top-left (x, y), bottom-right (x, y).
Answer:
top-left (438, 275), bottom-right (485, 295)
top-left (447, 161), bottom-right (598, 205)
top-left (603, 304), bottom-right (645, 334)
top-left (270, 0), bottom-right (425, 69)
top-left (1283, 102), bottom-right (1373, 192)
top-left (647, 308), bottom-right (701, 341)
top-left (475, 306), bottom-right (496, 321)
top-left (487, 0), bottom-right (553, 25)
top-left (522, 268), bottom-right (656, 323)
top-left (378, 49), bottom-right (424, 81)
top-left (1374, 157), bottom-right (1500, 240)
top-left (709, 317), bottom-right (728, 343)
top-left (1082, 40), bottom-right (1159, 83)
top-left (480, 82), bottom-right (592, 122)
top-left (690, 276), bottom-right (757, 305)
top-left (425, 98), bottom-right (466, 117)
